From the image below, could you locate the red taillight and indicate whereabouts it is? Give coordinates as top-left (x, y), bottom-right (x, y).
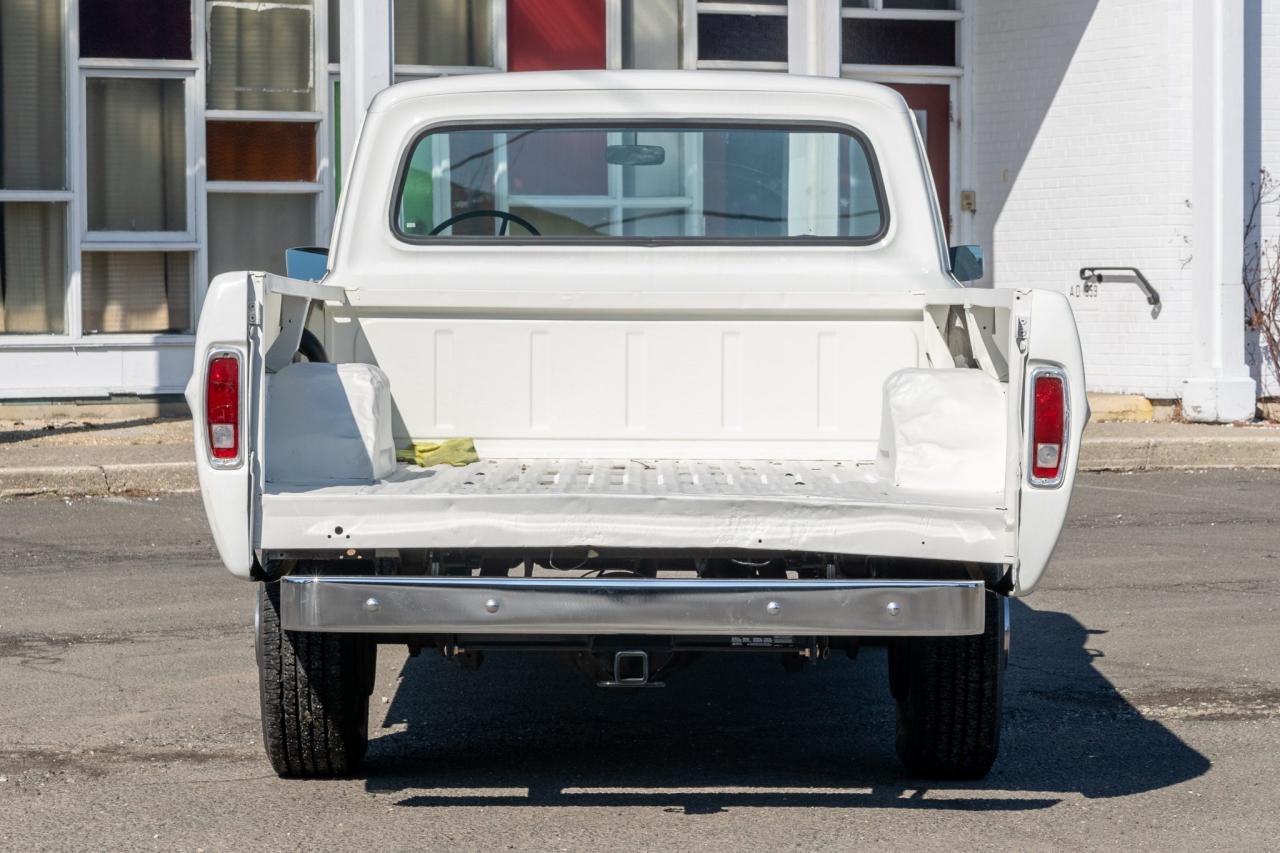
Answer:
top-left (206, 354), bottom-right (240, 462)
top-left (1031, 372), bottom-right (1066, 483)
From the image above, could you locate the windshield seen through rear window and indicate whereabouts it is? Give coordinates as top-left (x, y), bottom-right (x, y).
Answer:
top-left (394, 124), bottom-right (886, 242)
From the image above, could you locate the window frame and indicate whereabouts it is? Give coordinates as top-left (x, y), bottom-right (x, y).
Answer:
top-left (389, 119), bottom-right (891, 248)
top-left (0, 0), bottom-right (75, 341)
top-left (203, 0), bottom-right (331, 275)
top-left (79, 67), bottom-right (199, 246)
top-left (70, 2), bottom-right (202, 341)
top-left (689, 1), bottom-right (789, 72)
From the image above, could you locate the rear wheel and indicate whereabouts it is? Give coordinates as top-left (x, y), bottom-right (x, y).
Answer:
top-left (890, 591), bottom-right (1006, 779)
top-left (257, 581), bottom-right (375, 778)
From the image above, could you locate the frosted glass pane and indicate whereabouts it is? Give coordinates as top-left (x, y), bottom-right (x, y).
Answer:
top-left (208, 194), bottom-right (316, 278)
top-left (82, 252), bottom-right (191, 334)
top-left (0, 203), bottom-right (66, 334)
top-left (621, 0), bottom-right (679, 69)
top-left (394, 0), bottom-right (492, 66)
top-left (86, 78), bottom-right (187, 232)
top-left (208, 3), bottom-right (314, 111)
top-left (0, 0), bottom-right (65, 190)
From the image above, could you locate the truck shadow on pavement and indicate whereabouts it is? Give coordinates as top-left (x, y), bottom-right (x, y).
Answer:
top-left (363, 601), bottom-right (1210, 813)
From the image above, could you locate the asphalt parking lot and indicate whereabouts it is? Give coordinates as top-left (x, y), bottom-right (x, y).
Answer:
top-left (2, 470), bottom-right (1278, 850)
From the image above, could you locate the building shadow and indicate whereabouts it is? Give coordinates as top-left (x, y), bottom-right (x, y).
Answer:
top-left (361, 600), bottom-right (1209, 812)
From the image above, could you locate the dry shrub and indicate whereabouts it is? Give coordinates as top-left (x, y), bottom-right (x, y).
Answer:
top-left (1245, 170), bottom-right (1280, 419)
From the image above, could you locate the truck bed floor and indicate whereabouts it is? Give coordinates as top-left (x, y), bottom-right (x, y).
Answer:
top-left (260, 458), bottom-right (1010, 561)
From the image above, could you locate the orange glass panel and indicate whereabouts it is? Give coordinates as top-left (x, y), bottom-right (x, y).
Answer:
top-left (207, 121), bottom-right (316, 183)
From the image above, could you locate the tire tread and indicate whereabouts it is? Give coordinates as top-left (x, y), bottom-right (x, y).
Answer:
top-left (893, 590), bottom-right (1003, 779)
top-left (258, 582), bottom-right (372, 778)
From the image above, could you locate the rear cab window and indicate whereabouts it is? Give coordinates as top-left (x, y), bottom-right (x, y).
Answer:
top-left (393, 123), bottom-right (888, 243)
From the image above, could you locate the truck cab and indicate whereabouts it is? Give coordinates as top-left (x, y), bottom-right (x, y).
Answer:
top-left (187, 71), bottom-right (1085, 779)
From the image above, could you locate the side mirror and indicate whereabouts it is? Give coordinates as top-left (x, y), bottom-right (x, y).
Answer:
top-left (285, 246), bottom-right (329, 282)
top-left (948, 244), bottom-right (984, 283)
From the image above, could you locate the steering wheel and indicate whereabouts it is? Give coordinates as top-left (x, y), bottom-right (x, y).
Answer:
top-left (429, 209), bottom-right (541, 236)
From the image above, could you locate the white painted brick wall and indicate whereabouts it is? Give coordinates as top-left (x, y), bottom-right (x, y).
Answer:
top-left (970, 0), bottom-right (1194, 398)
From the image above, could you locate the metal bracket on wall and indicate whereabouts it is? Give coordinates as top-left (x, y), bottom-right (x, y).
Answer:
top-left (1079, 267), bottom-right (1161, 308)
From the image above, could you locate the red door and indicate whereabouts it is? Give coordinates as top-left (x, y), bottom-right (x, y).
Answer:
top-left (885, 83), bottom-right (951, 239)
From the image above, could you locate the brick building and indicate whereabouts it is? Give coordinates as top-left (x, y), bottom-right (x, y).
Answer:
top-left (0, 0), bottom-right (1269, 420)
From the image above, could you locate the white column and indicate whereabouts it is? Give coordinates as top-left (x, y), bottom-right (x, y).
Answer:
top-left (339, 0), bottom-right (394, 186)
top-left (786, 2), bottom-right (841, 234)
top-left (1183, 0), bottom-right (1257, 421)
top-left (788, 0), bottom-right (840, 78)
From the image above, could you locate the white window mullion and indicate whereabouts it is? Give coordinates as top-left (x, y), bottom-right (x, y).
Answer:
top-left (493, 0), bottom-right (508, 71)
top-left (682, 0), bottom-right (698, 69)
top-left (192, 0), bottom-right (209, 323)
top-left (313, 0), bottom-right (334, 247)
top-left (605, 0), bottom-right (622, 69)
top-left (0, 191), bottom-right (75, 203)
top-left (78, 240), bottom-right (202, 252)
top-left (788, 0), bottom-right (840, 77)
top-left (687, 133), bottom-right (704, 236)
top-left (205, 110), bottom-right (324, 123)
top-left (431, 135), bottom-right (452, 228)
top-left (65, 0), bottom-right (84, 339)
top-left (184, 73), bottom-right (199, 294)
top-left (606, 130), bottom-right (623, 236)
top-left (207, 182), bottom-right (326, 195)
top-left (495, 132), bottom-right (510, 217)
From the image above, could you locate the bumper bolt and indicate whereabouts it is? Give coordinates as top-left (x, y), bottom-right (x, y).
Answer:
top-left (886, 601), bottom-right (901, 617)
top-left (364, 597), bottom-right (380, 613)
top-left (766, 600), bottom-right (781, 615)
top-left (484, 598), bottom-right (500, 614)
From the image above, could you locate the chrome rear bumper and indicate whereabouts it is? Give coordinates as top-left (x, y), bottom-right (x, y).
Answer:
top-left (280, 576), bottom-right (986, 637)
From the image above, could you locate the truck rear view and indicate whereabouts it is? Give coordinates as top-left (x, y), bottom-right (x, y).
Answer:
top-left (187, 72), bottom-right (1085, 780)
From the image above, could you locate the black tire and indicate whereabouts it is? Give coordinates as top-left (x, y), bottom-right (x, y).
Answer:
top-left (890, 591), bottom-right (1005, 779)
top-left (257, 582), bottom-right (375, 778)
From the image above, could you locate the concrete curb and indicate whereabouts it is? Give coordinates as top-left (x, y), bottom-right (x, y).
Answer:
top-left (1078, 435), bottom-right (1280, 471)
top-left (3, 434), bottom-right (1279, 498)
top-left (0, 461), bottom-right (198, 498)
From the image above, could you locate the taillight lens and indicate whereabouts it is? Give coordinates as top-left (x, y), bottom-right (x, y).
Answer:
top-left (1031, 372), bottom-right (1066, 483)
top-left (206, 354), bottom-right (240, 462)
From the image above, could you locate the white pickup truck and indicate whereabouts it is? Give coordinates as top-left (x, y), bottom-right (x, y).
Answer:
top-left (187, 71), bottom-right (1085, 780)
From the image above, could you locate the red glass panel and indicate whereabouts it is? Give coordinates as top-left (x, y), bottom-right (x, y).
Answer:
top-left (507, 0), bottom-right (605, 70)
